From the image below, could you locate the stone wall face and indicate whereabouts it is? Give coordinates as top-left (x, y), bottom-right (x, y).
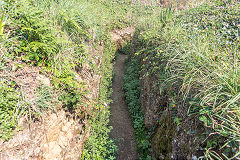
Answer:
top-left (140, 73), bottom-right (164, 129)
top-left (139, 61), bottom-right (204, 160)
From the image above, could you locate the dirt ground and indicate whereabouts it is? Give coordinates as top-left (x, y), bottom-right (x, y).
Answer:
top-left (109, 54), bottom-right (138, 160)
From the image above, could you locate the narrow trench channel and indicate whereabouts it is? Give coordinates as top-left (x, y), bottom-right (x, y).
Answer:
top-left (109, 53), bottom-right (138, 160)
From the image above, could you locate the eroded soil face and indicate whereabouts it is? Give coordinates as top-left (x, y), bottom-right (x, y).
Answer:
top-left (0, 60), bottom-right (91, 160)
top-left (0, 44), bottom-right (102, 159)
top-left (1, 110), bottom-right (90, 160)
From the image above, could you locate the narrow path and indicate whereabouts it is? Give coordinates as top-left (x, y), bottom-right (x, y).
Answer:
top-left (109, 54), bottom-right (138, 160)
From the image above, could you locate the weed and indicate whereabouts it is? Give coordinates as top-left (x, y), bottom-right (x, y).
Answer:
top-left (123, 57), bottom-right (151, 160)
top-left (0, 0), bottom-right (132, 152)
top-left (36, 84), bottom-right (59, 113)
top-left (0, 77), bottom-right (23, 140)
top-left (159, 5), bottom-right (174, 28)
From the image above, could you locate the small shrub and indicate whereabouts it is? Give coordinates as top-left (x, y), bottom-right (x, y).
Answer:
top-left (0, 78), bottom-right (22, 140)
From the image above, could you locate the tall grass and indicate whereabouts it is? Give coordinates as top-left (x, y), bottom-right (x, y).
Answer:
top-left (135, 0), bottom-right (240, 159)
top-left (165, 23), bottom-right (240, 159)
top-left (34, 0), bottom-right (132, 41)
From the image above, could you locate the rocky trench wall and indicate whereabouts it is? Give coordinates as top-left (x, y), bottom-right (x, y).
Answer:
top-left (139, 59), bottom-right (205, 160)
top-left (128, 29), bottom-right (205, 160)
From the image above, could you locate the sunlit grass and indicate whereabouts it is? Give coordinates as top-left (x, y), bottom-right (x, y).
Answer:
top-left (135, 0), bottom-right (240, 158)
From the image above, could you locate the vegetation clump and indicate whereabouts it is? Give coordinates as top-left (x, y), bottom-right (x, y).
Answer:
top-left (123, 57), bottom-right (151, 160)
top-left (82, 38), bottom-right (118, 160)
top-left (133, 0), bottom-right (240, 159)
top-left (0, 77), bottom-right (21, 140)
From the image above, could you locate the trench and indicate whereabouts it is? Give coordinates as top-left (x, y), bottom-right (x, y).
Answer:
top-left (109, 53), bottom-right (138, 160)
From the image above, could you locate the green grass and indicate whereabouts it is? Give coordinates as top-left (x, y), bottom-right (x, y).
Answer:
top-left (36, 84), bottom-right (59, 112)
top-left (132, 0), bottom-right (240, 159)
top-left (0, 77), bottom-right (21, 140)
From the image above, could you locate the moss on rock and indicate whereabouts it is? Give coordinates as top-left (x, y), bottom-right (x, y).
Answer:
top-left (151, 111), bottom-right (175, 160)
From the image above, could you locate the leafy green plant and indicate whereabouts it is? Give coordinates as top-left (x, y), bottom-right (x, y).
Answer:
top-left (82, 37), bottom-right (118, 160)
top-left (0, 78), bottom-right (22, 140)
top-left (173, 117), bottom-right (182, 126)
top-left (81, 103), bottom-right (118, 160)
top-left (0, 0), bottom-right (178, 158)
top-left (123, 57), bottom-right (151, 160)
top-left (3, 0), bottom-right (60, 66)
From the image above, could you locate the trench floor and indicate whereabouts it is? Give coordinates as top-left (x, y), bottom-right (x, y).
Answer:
top-left (109, 54), bottom-right (138, 160)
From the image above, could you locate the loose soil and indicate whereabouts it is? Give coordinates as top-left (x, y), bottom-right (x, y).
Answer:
top-left (109, 54), bottom-right (138, 160)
